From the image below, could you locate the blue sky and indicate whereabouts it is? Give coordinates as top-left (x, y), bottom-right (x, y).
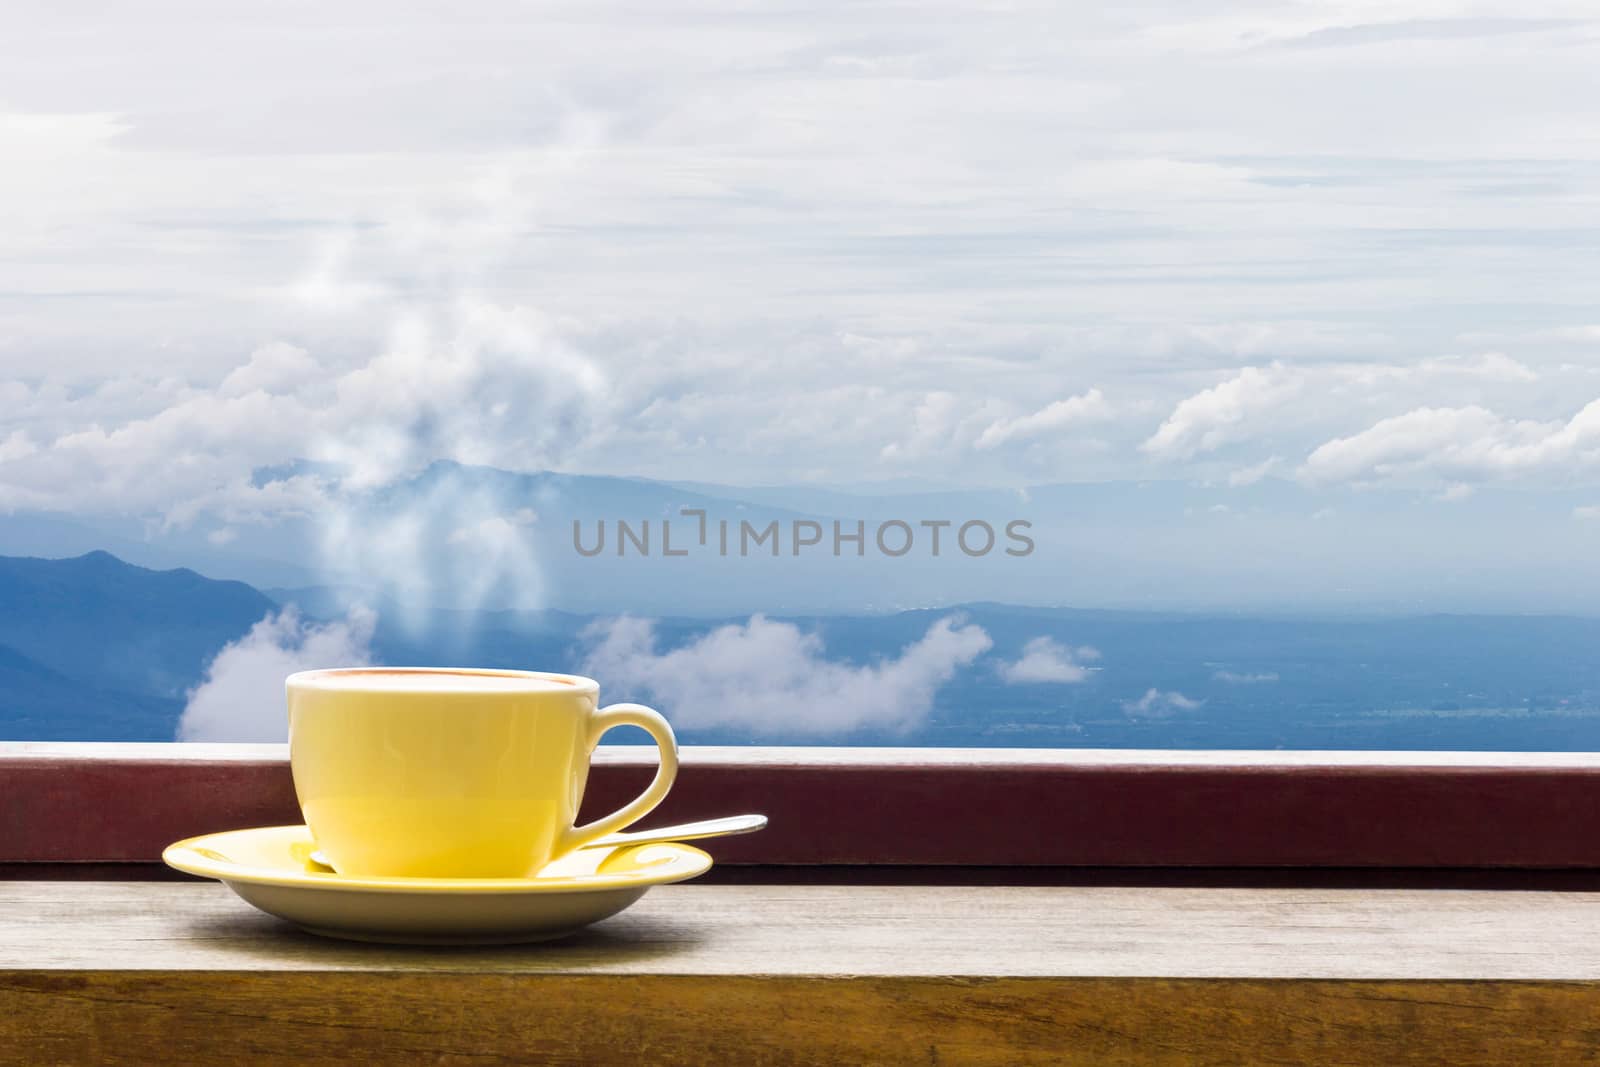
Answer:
top-left (2, 1), bottom-right (1600, 522)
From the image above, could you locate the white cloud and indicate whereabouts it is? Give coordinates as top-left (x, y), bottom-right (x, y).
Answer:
top-left (0, 186), bottom-right (620, 624)
top-left (1141, 365), bottom-right (1299, 461)
top-left (1227, 455), bottom-right (1281, 487)
top-left (997, 636), bottom-right (1100, 684)
top-left (0, 307), bottom-right (604, 522)
top-left (177, 606), bottom-right (376, 742)
top-left (0, 385), bottom-right (313, 518)
top-left (879, 392), bottom-right (961, 462)
top-left (1575, 506), bottom-right (1600, 521)
top-left (291, 231), bottom-right (389, 311)
top-left (1143, 354), bottom-right (1557, 475)
top-left (580, 613), bottom-right (993, 736)
top-left (1213, 669), bottom-right (1278, 684)
top-left (313, 295), bottom-right (605, 491)
top-left (1299, 400), bottom-right (1600, 487)
top-left (1418, 352), bottom-right (1537, 383)
top-left (218, 342), bottom-right (321, 398)
top-left (975, 389), bottom-right (1109, 450)
top-left (0, 173), bottom-right (609, 523)
top-left (0, 430), bottom-right (34, 464)
top-left (1121, 688), bottom-right (1203, 718)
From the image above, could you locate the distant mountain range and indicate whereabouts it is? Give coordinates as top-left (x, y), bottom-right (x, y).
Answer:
top-left (4, 462), bottom-right (1600, 616)
top-left (0, 551), bottom-right (275, 739)
top-left (5, 549), bottom-right (1600, 749)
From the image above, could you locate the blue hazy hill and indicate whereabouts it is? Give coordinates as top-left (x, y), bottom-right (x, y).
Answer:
top-left (0, 641), bottom-right (177, 740)
top-left (0, 551), bottom-right (277, 739)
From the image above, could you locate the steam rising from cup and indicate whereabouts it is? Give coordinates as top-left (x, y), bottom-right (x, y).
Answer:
top-left (297, 177), bottom-right (607, 627)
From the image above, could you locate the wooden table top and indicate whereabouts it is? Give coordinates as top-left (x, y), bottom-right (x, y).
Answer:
top-left (5, 880), bottom-right (1600, 979)
top-left (7, 881), bottom-right (1600, 1064)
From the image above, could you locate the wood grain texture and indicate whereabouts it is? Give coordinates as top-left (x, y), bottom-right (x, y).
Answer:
top-left (10, 882), bottom-right (1600, 978)
top-left (8, 974), bottom-right (1600, 1066)
top-left (6, 883), bottom-right (1600, 1064)
top-left (9, 743), bottom-right (1600, 868)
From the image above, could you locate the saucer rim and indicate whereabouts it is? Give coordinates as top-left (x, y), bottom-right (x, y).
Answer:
top-left (162, 824), bottom-right (711, 895)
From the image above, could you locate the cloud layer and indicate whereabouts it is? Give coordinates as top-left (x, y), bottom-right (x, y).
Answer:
top-left (0, 289), bottom-right (604, 522)
top-left (3, 2), bottom-right (1600, 509)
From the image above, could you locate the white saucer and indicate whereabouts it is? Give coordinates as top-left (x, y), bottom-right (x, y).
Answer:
top-left (163, 825), bottom-right (713, 945)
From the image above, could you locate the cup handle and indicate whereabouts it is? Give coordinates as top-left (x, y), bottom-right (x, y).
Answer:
top-left (558, 702), bottom-right (679, 857)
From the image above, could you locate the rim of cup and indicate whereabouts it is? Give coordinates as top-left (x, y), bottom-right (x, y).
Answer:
top-left (285, 666), bottom-right (601, 694)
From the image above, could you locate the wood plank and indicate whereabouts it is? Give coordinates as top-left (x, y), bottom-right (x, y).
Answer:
top-left (5, 883), bottom-right (1600, 1064)
top-left (11, 882), bottom-right (1600, 978)
top-left (8, 974), bottom-right (1600, 1066)
top-left (9, 743), bottom-right (1600, 868)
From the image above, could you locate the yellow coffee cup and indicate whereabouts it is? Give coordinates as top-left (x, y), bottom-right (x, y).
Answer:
top-left (286, 667), bottom-right (678, 879)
